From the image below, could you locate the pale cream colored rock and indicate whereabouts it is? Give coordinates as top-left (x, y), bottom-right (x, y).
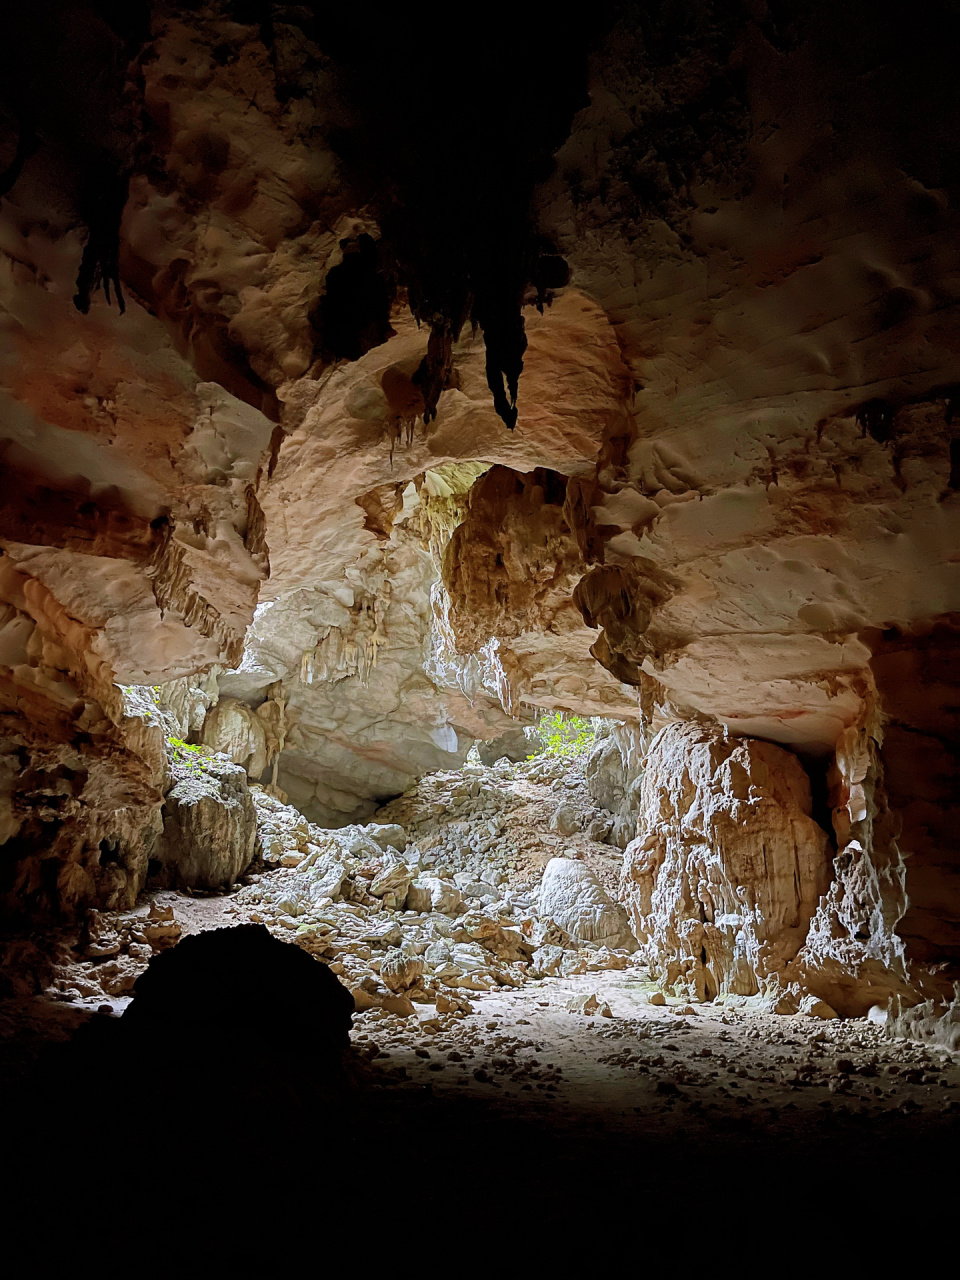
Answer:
top-left (549, 802), bottom-right (582, 836)
top-left (97, 958), bottom-right (140, 996)
top-left (351, 980), bottom-right (416, 1017)
top-left (369, 860), bottom-right (415, 904)
top-left (363, 824), bottom-right (408, 853)
top-left (141, 916), bottom-right (182, 952)
top-left (418, 877), bottom-right (462, 916)
top-left (586, 947), bottom-right (629, 971)
top-left (559, 952), bottom-right (588, 978)
top-left (799, 995), bottom-right (839, 1020)
top-left (201, 699), bottom-right (269, 780)
top-left (405, 881), bottom-right (434, 913)
top-left (458, 911), bottom-right (501, 942)
top-left (621, 722), bottom-right (831, 1003)
top-left (566, 991), bottom-right (603, 1015)
top-left (539, 857), bottom-right (635, 950)
top-left (157, 753), bottom-right (258, 891)
top-left (435, 990), bottom-right (473, 1015)
top-left (794, 702), bottom-right (916, 1016)
top-left (380, 948), bottom-right (425, 992)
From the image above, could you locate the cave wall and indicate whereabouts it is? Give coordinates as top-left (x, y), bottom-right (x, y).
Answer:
top-left (868, 623), bottom-right (960, 967)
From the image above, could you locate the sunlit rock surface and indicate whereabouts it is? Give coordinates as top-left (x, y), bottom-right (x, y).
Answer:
top-left (621, 721), bottom-right (831, 1003)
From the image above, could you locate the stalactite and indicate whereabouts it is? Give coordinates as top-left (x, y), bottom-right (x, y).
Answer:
top-left (268, 682), bottom-right (287, 797)
top-left (299, 593), bottom-right (387, 688)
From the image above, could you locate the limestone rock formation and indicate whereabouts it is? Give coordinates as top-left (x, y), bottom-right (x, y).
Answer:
top-left (200, 698), bottom-right (270, 781)
top-left (585, 721), bottom-right (647, 848)
top-left (1, 2), bottom-right (959, 1029)
top-left (539, 857), bottom-right (635, 951)
top-left (155, 749), bottom-right (257, 891)
top-left (215, 476), bottom-right (527, 826)
top-left (621, 722), bottom-right (831, 1002)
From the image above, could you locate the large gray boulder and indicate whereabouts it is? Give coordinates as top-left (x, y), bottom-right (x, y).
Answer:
top-left (585, 736), bottom-right (626, 813)
top-left (538, 857), bottom-right (636, 951)
top-left (156, 751), bottom-right (257, 890)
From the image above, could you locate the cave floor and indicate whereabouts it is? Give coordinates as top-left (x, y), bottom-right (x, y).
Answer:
top-left (4, 749), bottom-right (960, 1233)
top-left (4, 932), bottom-right (959, 1241)
top-left (4, 946), bottom-right (957, 1138)
top-left (5, 963), bottom-right (958, 1238)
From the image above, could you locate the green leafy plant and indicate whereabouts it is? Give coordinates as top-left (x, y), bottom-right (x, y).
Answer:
top-left (534, 712), bottom-right (596, 757)
top-left (166, 737), bottom-right (213, 773)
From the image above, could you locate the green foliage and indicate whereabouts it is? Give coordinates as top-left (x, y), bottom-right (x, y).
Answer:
top-left (166, 736), bottom-right (213, 773)
top-left (534, 711), bottom-right (596, 757)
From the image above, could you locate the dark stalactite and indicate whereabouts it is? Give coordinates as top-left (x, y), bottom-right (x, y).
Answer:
top-left (296, 2), bottom-right (612, 429)
top-left (312, 233), bottom-right (396, 363)
top-left (1, 3), bottom-right (149, 318)
top-left (73, 161), bottom-right (130, 315)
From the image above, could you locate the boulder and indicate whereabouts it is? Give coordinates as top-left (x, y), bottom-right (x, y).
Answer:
top-left (380, 948), bottom-right (425, 992)
top-left (799, 994), bottom-right (839, 1019)
top-left (539, 857), bottom-right (636, 950)
top-left (585, 814), bottom-right (614, 843)
top-left (156, 754), bottom-right (257, 890)
top-left (369, 857), bottom-right (415, 906)
top-left (363, 823), bottom-right (408, 853)
top-left (123, 924), bottom-right (355, 1061)
top-left (414, 876), bottom-right (462, 916)
top-left (405, 880), bottom-right (434, 913)
top-left (250, 787), bottom-right (312, 865)
top-left (549, 802), bottom-right (582, 835)
top-left (301, 854), bottom-right (347, 902)
top-left (565, 991), bottom-right (610, 1016)
top-left (530, 944), bottom-right (565, 976)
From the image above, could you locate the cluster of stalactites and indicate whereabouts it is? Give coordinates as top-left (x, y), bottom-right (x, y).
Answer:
top-left (299, 597), bottom-right (385, 688)
top-left (384, 414), bottom-right (418, 464)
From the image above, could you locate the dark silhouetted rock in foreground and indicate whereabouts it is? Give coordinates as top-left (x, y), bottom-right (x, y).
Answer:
top-left (124, 922), bottom-right (355, 1057)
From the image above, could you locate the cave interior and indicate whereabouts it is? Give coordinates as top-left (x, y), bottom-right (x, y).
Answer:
top-left (2, 0), bottom-right (960, 1233)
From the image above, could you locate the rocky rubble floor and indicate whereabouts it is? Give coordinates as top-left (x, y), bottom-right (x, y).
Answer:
top-left (3, 750), bottom-right (960, 1143)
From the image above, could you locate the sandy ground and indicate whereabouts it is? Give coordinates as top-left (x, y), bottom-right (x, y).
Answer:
top-left (350, 970), bottom-right (960, 1132)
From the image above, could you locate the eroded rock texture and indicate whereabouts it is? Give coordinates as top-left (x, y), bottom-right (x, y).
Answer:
top-left (622, 722), bottom-right (830, 1003)
top-left (155, 750), bottom-right (256, 890)
top-left (1, 2), bottom-right (959, 1022)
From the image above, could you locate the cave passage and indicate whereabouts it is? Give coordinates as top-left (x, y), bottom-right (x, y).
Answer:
top-left (2, 0), bottom-right (960, 1234)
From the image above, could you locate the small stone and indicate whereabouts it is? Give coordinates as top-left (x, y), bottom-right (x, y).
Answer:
top-left (647, 991), bottom-right (667, 1006)
top-left (549, 803), bottom-right (582, 836)
top-left (566, 991), bottom-right (601, 1015)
